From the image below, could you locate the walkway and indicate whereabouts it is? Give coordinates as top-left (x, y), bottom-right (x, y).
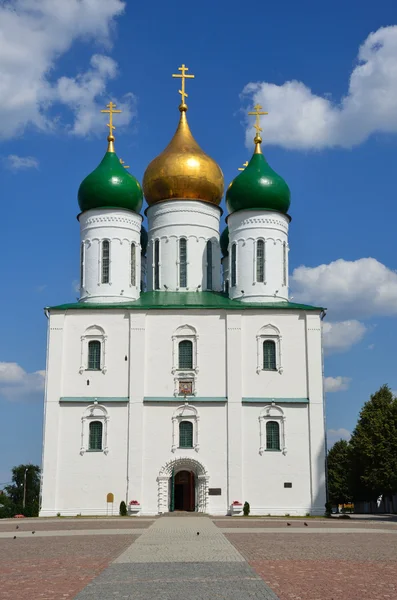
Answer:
top-left (74, 516), bottom-right (278, 599)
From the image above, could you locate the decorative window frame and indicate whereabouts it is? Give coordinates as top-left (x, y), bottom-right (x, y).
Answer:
top-left (80, 403), bottom-right (109, 455)
top-left (171, 404), bottom-right (200, 453)
top-left (253, 238), bottom-right (266, 284)
top-left (256, 324), bottom-right (283, 374)
top-left (79, 325), bottom-right (107, 374)
top-left (172, 325), bottom-right (199, 374)
top-left (259, 403), bottom-right (286, 455)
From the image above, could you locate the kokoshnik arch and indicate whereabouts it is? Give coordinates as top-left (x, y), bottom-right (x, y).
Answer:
top-left (39, 65), bottom-right (326, 517)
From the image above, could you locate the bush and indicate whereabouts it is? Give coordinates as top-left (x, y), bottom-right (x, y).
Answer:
top-left (119, 501), bottom-right (127, 516)
top-left (243, 501), bottom-right (250, 516)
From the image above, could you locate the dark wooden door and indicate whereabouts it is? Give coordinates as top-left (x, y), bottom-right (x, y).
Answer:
top-left (174, 471), bottom-right (195, 511)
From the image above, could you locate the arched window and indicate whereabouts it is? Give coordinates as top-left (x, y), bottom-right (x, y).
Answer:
top-left (88, 340), bottom-right (101, 370)
top-left (283, 242), bottom-right (287, 286)
top-left (263, 340), bottom-right (276, 370)
top-left (101, 240), bottom-right (110, 284)
top-left (131, 243), bottom-right (136, 286)
top-left (178, 340), bottom-right (193, 369)
top-left (80, 243), bottom-right (84, 288)
top-left (231, 243), bottom-right (237, 287)
top-left (89, 421), bottom-right (103, 451)
top-left (256, 240), bottom-right (265, 282)
top-left (266, 421), bottom-right (280, 451)
top-left (179, 421), bottom-right (193, 448)
top-left (206, 240), bottom-right (213, 290)
top-left (154, 239), bottom-right (160, 290)
top-left (179, 238), bottom-right (187, 288)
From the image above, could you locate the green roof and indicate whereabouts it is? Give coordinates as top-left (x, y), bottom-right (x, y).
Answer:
top-left (48, 291), bottom-right (324, 312)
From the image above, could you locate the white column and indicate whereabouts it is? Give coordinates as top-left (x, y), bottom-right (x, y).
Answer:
top-left (79, 208), bottom-right (142, 304)
top-left (305, 313), bottom-right (327, 515)
top-left (225, 313), bottom-right (243, 511)
top-left (39, 313), bottom-right (65, 516)
top-left (228, 209), bottom-right (290, 303)
top-left (127, 313), bottom-right (146, 511)
top-left (146, 200), bottom-right (222, 292)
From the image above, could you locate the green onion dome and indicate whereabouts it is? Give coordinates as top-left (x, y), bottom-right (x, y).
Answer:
top-left (220, 226), bottom-right (229, 257)
top-left (140, 225), bottom-right (148, 255)
top-left (78, 137), bottom-right (143, 213)
top-left (226, 141), bottom-right (290, 215)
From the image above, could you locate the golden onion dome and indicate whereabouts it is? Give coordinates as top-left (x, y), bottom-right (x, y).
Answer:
top-left (143, 105), bottom-right (224, 206)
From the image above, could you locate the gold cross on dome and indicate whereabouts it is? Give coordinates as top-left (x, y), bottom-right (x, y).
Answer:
top-left (248, 104), bottom-right (268, 137)
top-left (172, 64), bottom-right (195, 107)
top-left (120, 158), bottom-right (130, 169)
top-left (238, 161), bottom-right (249, 171)
top-left (101, 101), bottom-right (122, 137)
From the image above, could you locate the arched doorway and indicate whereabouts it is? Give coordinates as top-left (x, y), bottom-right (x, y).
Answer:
top-left (174, 470), bottom-right (195, 511)
top-left (157, 457), bottom-right (209, 514)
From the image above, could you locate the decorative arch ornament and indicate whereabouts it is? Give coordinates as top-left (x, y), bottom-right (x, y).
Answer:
top-left (258, 403), bottom-right (287, 456)
top-left (79, 325), bottom-right (107, 374)
top-left (80, 403), bottom-right (109, 455)
top-left (171, 404), bottom-right (200, 452)
top-left (256, 324), bottom-right (283, 374)
top-left (157, 457), bottom-right (209, 514)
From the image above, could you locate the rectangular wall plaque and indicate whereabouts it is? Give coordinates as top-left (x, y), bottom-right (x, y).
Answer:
top-left (208, 488), bottom-right (222, 496)
top-left (284, 482), bottom-right (292, 488)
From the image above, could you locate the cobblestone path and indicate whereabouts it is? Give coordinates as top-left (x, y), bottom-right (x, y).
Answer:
top-left (74, 516), bottom-right (279, 599)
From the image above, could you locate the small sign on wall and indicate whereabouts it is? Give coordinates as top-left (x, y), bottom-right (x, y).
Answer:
top-left (284, 482), bottom-right (292, 488)
top-left (208, 488), bottom-right (222, 496)
top-left (107, 492), bottom-right (114, 502)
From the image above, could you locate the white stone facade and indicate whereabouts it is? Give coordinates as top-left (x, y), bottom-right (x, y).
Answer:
top-left (40, 307), bottom-right (326, 517)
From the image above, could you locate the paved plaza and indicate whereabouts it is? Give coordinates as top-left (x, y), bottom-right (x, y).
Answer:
top-left (1, 516), bottom-right (397, 599)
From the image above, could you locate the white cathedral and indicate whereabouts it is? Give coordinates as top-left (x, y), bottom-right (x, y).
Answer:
top-left (39, 68), bottom-right (326, 517)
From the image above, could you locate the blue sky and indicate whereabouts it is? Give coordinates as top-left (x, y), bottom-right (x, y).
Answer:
top-left (1, 0), bottom-right (397, 485)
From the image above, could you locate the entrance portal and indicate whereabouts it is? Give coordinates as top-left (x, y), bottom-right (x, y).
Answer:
top-left (174, 470), bottom-right (195, 511)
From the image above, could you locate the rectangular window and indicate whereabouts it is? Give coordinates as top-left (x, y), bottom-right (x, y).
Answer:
top-left (179, 238), bottom-right (187, 288)
top-left (231, 244), bottom-right (237, 287)
top-left (256, 240), bottom-right (265, 282)
top-left (89, 421), bottom-right (103, 450)
top-left (178, 340), bottom-right (193, 369)
top-left (88, 340), bottom-right (101, 370)
top-left (179, 421), bottom-right (193, 448)
top-left (102, 240), bottom-right (110, 284)
top-left (206, 240), bottom-right (213, 290)
top-left (266, 421), bottom-right (280, 450)
top-left (263, 340), bottom-right (277, 370)
top-left (154, 240), bottom-right (160, 290)
top-left (131, 243), bottom-right (136, 286)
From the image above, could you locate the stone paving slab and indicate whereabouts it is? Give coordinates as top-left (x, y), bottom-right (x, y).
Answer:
top-left (75, 562), bottom-right (279, 600)
top-left (0, 519), bottom-right (152, 532)
top-left (220, 526), bottom-right (397, 534)
top-left (0, 528), bottom-right (145, 539)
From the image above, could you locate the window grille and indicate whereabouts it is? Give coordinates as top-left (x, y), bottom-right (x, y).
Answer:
top-left (102, 240), bottom-right (110, 284)
top-left (263, 340), bottom-right (276, 370)
top-left (256, 240), bottom-right (265, 282)
top-left (179, 421), bottom-right (193, 448)
top-left (283, 242), bottom-right (287, 286)
top-left (154, 240), bottom-right (160, 290)
top-left (266, 421), bottom-right (280, 450)
top-left (231, 244), bottom-right (237, 287)
top-left (88, 340), bottom-right (101, 370)
top-left (80, 243), bottom-right (84, 288)
top-left (89, 421), bottom-right (103, 450)
top-left (179, 238), bottom-right (187, 287)
top-left (131, 243), bottom-right (136, 286)
top-left (206, 240), bottom-right (213, 290)
top-left (178, 340), bottom-right (193, 369)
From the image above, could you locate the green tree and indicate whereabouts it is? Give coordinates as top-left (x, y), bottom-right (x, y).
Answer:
top-left (4, 464), bottom-right (41, 517)
top-left (327, 439), bottom-right (352, 505)
top-left (349, 385), bottom-right (397, 503)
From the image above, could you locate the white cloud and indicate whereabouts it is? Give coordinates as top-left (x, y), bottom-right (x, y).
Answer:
top-left (242, 26), bottom-right (397, 150)
top-left (3, 154), bottom-right (39, 171)
top-left (0, 0), bottom-right (131, 139)
top-left (0, 362), bottom-right (45, 402)
top-left (322, 320), bottom-right (367, 353)
top-left (291, 258), bottom-right (397, 319)
top-left (327, 428), bottom-right (351, 448)
top-left (324, 376), bottom-right (351, 393)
